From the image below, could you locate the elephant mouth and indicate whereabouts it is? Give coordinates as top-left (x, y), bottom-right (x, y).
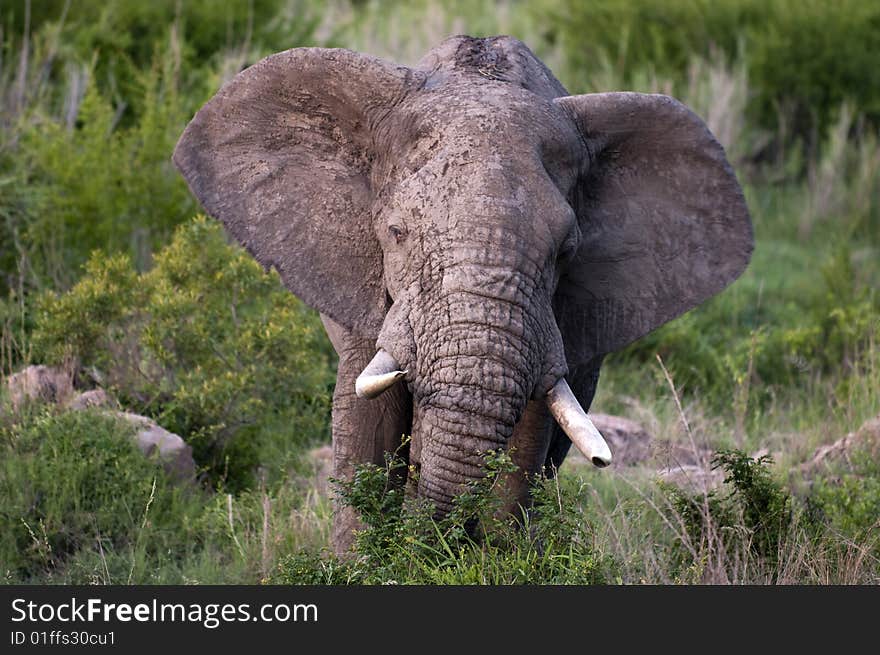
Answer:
top-left (355, 348), bottom-right (612, 467)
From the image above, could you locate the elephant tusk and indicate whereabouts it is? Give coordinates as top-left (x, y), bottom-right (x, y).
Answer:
top-left (355, 349), bottom-right (407, 399)
top-left (546, 378), bottom-right (613, 468)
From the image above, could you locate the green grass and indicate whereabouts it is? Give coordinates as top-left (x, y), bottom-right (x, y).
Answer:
top-left (2, 399), bottom-right (877, 584)
top-left (0, 406), bottom-right (334, 584)
top-left (275, 452), bottom-right (617, 585)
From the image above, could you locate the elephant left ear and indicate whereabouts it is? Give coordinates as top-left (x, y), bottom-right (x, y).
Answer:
top-left (552, 92), bottom-right (753, 366)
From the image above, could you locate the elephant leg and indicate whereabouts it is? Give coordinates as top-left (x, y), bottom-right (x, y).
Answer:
top-left (505, 399), bottom-right (556, 514)
top-left (321, 316), bottom-right (412, 555)
top-left (501, 357), bottom-right (606, 517)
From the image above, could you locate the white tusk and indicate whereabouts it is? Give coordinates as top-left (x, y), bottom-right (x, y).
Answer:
top-left (355, 349), bottom-right (407, 399)
top-left (546, 378), bottom-right (613, 468)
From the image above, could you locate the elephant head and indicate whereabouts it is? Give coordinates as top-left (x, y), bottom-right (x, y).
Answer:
top-left (174, 36), bottom-right (752, 517)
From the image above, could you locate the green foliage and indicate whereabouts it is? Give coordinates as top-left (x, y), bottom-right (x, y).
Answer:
top-left (0, 0), bottom-right (324, 299)
top-left (747, 2), bottom-right (880, 144)
top-left (0, 290), bottom-right (33, 377)
top-left (0, 406), bottom-right (333, 584)
top-left (807, 449), bottom-right (880, 548)
top-left (712, 450), bottom-right (793, 563)
top-left (3, 42), bottom-right (197, 291)
top-left (0, 408), bottom-right (204, 581)
top-left (546, 0), bottom-right (880, 138)
top-left (664, 450), bottom-right (792, 580)
top-left (273, 549), bottom-right (362, 585)
top-left (276, 451), bottom-right (616, 584)
top-left (32, 216), bottom-right (334, 491)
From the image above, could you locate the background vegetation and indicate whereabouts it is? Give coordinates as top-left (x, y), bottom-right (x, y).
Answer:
top-left (1, 0), bottom-right (877, 583)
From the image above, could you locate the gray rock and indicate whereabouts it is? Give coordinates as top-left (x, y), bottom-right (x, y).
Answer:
top-left (657, 463), bottom-right (725, 493)
top-left (6, 365), bottom-right (74, 411)
top-left (114, 411), bottom-right (195, 480)
top-left (801, 415), bottom-right (880, 475)
top-left (587, 413), bottom-right (653, 466)
top-left (67, 388), bottom-right (115, 410)
top-left (567, 412), bottom-right (667, 467)
top-left (564, 412), bottom-right (724, 491)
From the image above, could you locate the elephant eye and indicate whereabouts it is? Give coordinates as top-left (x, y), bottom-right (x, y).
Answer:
top-left (389, 225), bottom-right (407, 244)
top-left (559, 230), bottom-right (580, 262)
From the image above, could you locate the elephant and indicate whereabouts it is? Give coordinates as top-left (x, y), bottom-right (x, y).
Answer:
top-left (173, 35), bottom-right (752, 554)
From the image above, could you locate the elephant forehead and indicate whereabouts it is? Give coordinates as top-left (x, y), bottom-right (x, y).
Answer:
top-left (381, 88), bottom-right (581, 188)
top-left (417, 86), bottom-right (559, 133)
top-left (384, 151), bottom-right (565, 223)
top-left (375, 130), bottom-right (578, 250)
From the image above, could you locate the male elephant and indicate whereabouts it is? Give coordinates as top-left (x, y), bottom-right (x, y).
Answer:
top-left (174, 35), bottom-right (752, 553)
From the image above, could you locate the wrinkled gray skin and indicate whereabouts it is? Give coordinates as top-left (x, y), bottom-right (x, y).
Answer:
top-left (173, 36), bottom-right (752, 554)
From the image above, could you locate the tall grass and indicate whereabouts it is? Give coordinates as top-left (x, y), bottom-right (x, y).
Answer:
top-left (584, 350), bottom-right (880, 584)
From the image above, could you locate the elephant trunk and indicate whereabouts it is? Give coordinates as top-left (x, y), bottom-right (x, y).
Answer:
top-left (361, 283), bottom-right (615, 511)
top-left (411, 298), bottom-right (540, 513)
top-left (416, 391), bottom-right (523, 514)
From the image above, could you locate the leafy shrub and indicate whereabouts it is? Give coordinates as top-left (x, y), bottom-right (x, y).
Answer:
top-left (32, 216), bottom-right (334, 491)
top-left (276, 451), bottom-right (616, 585)
top-left (713, 450), bottom-right (792, 561)
top-left (0, 0), bottom-right (326, 298)
top-left (0, 409), bottom-right (205, 582)
top-left (664, 450), bottom-right (792, 580)
top-left (1, 39), bottom-right (198, 293)
top-left (23, 57), bottom-right (196, 280)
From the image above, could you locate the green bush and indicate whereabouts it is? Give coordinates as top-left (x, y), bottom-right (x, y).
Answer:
top-left (276, 451), bottom-right (616, 585)
top-left (664, 450), bottom-right (792, 580)
top-left (32, 216), bottom-right (334, 491)
top-left (2, 42), bottom-right (198, 292)
top-left (0, 0), bottom-right (325, 298)
top-left (807, 448), bottom-right (880, 548)
top-left (0, 409), bottom-right (205, 582)
top-left (545, 0), bottom-right (880, 138)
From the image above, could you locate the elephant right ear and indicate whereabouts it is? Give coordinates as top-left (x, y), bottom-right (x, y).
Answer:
top-left (552, 92), bottom-right (753, 366)
top-left (173, 48), bottom-right (421, 337)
